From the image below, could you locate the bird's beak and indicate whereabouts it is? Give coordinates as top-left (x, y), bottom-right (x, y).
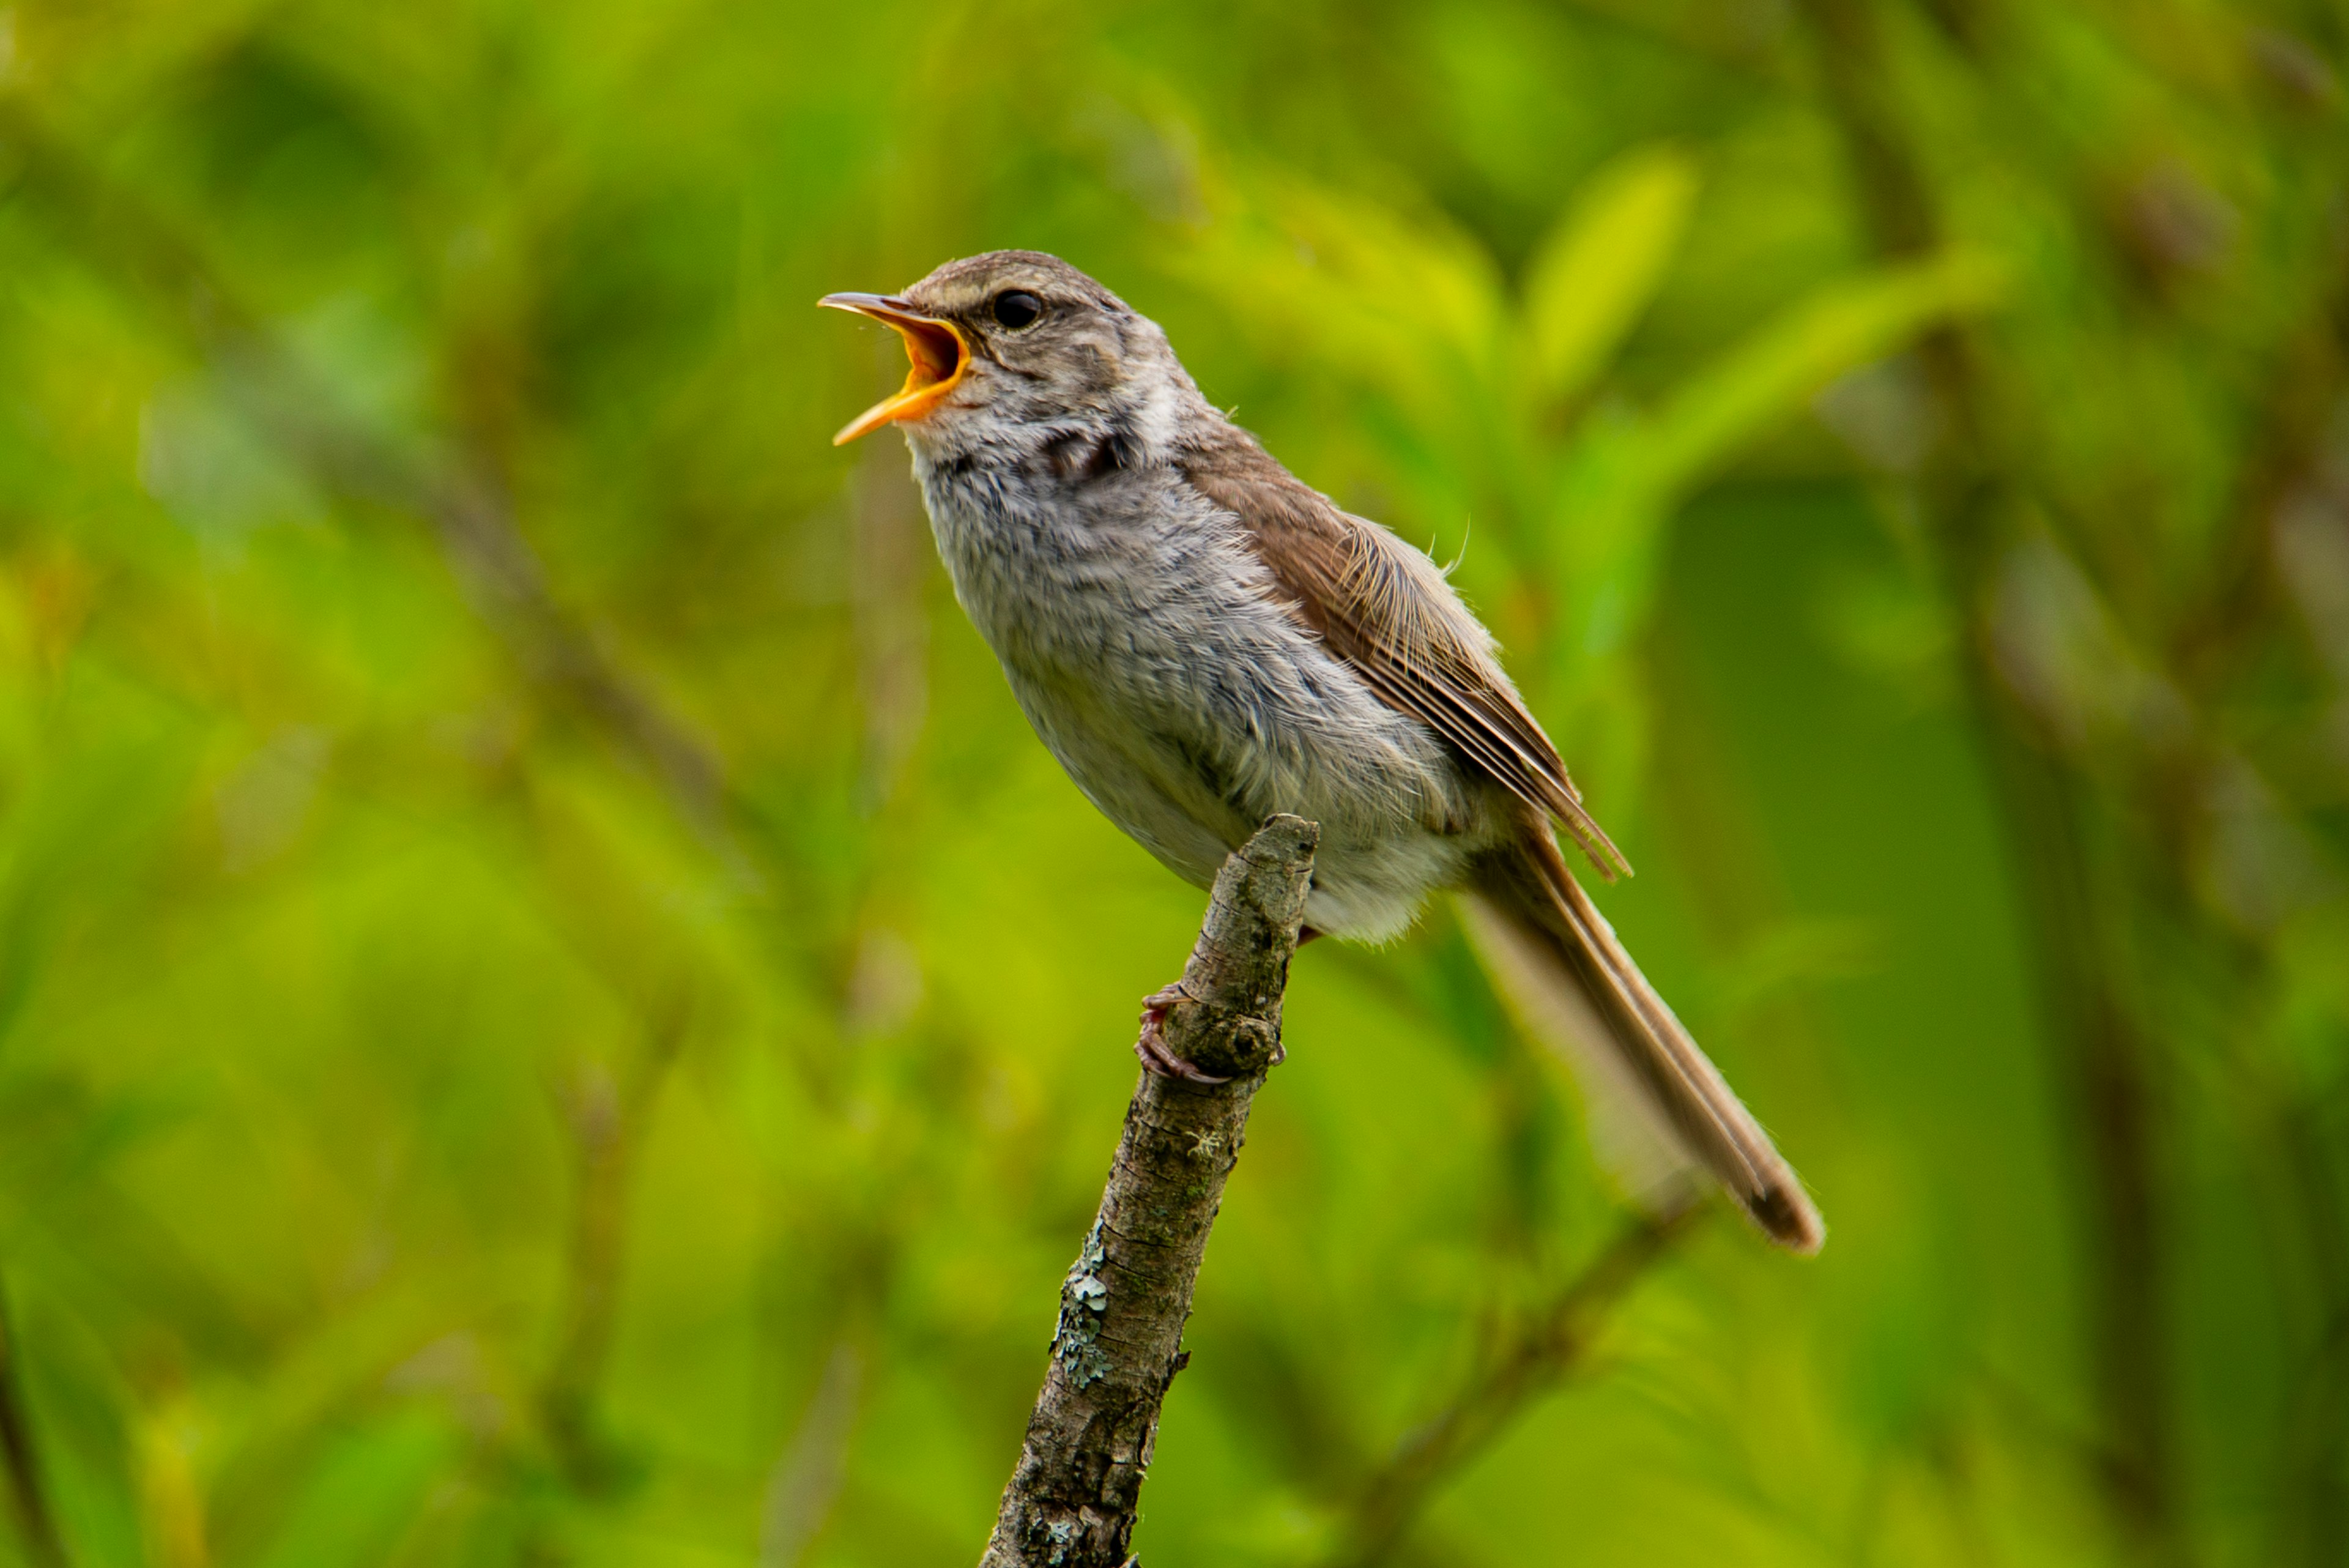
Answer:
top-left (819, 292), bottom-right (970, 445)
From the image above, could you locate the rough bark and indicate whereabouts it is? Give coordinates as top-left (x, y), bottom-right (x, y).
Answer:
top-left (980, 814), bottom-right (1318, 1568)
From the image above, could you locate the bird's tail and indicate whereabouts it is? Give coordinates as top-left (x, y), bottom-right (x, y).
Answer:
top-left (1462, 825), bottom-right (1824, 1253)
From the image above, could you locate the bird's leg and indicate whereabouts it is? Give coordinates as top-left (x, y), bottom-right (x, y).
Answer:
top-left (1135, 923), bottom-right (1319, 1080)
top-left (1134, 981), bottom-right (1231, 1085)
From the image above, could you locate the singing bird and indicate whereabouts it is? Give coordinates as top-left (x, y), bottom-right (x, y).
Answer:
top-left (822, 251), bottom-right (1822, 1252)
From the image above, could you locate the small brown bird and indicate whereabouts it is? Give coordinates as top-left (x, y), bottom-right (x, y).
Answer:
top-left (823, 251), bottom-right (1822, 1251)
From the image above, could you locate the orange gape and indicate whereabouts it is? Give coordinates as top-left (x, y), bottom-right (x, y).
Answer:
top-left (818, 292), bottom-right (969, 444)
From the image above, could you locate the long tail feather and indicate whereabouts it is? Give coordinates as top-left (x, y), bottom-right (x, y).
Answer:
top-left (1465, 827), bottom-right (1824, 1253)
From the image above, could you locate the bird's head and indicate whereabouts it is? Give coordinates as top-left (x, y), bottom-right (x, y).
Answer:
top-left (820, 251), bottom-right (1197, 458)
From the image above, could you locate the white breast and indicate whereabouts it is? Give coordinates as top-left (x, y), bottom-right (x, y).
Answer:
top-left (910, 448), bottom-right (1501, 941)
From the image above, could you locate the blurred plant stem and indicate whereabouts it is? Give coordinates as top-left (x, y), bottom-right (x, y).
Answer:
top-left (0, 1277), bottom-right (62, 1568)
top-left (1790, 1), bottom-right (2289, 1560)
top-left (540, 1005), bottom-right (691, 1492)
top-left (759, 1337), bottom-right (864, 1568)
top-left (0, 91), bottom-right (941, 1541)
top-left (0, 99), bottom-right (739, 855)
top-left (1322, 1201), bottom-right (1701, 1568)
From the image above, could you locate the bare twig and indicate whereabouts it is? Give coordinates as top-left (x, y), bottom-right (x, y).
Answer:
top-left (980, 815), bottom-right (1318, 1568)
top-left (1323, 1202), bottom-right (1701, 1568)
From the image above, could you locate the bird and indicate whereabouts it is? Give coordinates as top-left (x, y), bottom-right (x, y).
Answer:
top-left (820, 251), bottom-right (1823, 1252)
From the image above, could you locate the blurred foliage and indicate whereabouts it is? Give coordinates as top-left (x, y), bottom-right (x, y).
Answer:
top-left (0, 1), bottom-right (2339, 1566)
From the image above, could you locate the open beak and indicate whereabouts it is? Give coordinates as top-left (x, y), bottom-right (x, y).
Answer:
top-left (819, 293), bottom-right (970, 445)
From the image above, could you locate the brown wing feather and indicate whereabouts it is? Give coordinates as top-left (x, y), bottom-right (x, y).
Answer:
top-left (1178, 426), bottom-right (1821, 1250)
top-left (1472, 817), bottom-right (1824, 1250)
top-left (1178, 428), bottom-right (1629, 879)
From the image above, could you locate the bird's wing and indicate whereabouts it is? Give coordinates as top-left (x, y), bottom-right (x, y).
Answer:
top-left (1178, 430), bottom-right (1628, 879)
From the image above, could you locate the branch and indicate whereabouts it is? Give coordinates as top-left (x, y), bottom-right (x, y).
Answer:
top-left (1323, 1202), bottom-right (1701, 1568)
top-left (980, 814), bottom-right (1318, 1568)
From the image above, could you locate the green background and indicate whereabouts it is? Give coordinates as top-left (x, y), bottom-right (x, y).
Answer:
top-left (0, 1), bottom-right (2339, 1564)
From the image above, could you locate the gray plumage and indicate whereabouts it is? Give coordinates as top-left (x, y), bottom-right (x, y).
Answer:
top-left (823, 250), bottom-right (1823, 1252)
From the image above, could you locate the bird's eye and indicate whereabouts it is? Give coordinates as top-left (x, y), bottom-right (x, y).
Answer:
top-left (992, 291), bottom-right (1043, 330)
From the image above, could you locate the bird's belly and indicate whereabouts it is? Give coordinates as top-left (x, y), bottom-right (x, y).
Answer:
top-left (921, 464), bottom-right (1498, 942)
top-left (994, 636), bottom-right (1491, 945)
top-left (1301, 822), bottom-right (1484, 944)
top-left (1000, 673), bottom-right (1241, 887)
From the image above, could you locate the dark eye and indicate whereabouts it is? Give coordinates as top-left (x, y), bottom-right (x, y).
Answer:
top-left (992, 290), bottom-right (1043, 330)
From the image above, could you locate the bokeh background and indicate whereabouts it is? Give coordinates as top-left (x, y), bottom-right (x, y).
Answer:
top-left (0, 1), bottom-right (2340, 1564)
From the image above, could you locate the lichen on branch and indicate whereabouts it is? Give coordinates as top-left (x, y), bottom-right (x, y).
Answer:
top-left (979, 814), bottom-right (1318, 1568)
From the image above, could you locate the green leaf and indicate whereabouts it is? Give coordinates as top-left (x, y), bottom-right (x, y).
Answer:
top-left (1636, 250), bottom-right (2005, 493)
top-left (1168, 164), bottom-right (1507, 429)
top-left (1522, 144), bottom-right (1701, 406)
top-left (1543, 251), bottom-right (2001, 673)
top-left (251, 1411), bottom-right (455, 1568)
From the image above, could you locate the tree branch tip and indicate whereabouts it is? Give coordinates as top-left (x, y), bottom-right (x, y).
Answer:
top-left (1243, 812), bottom-right (1319, 865)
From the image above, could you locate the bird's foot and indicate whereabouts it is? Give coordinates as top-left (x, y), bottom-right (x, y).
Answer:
top-left (1134, 982), bottom-right (1231, 1084)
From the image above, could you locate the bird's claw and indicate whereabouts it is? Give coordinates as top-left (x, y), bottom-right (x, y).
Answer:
top-left (1134, 983), bottom-right (1230, 1084)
